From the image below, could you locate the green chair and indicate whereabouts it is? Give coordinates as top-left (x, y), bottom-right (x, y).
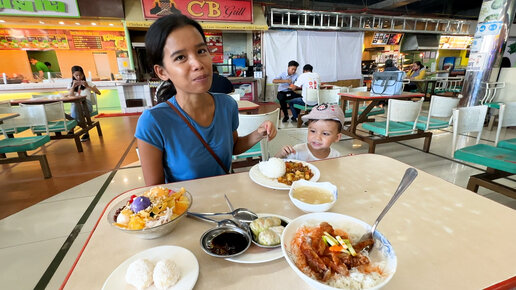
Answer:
top-left (0, 106), bottom-right (52, 178)
top-left (454, 144), bottom-right (516, 174)
top-left (0, 102), bottom-right (29, 135)
top-left (362, 98), bottom-right (423, 137)
top-left (498, 138), bottom-right (516, 151)
top-left (494, 102), bottom-right (516, 147)
top-left (451, 105), bottom-right (488, 157)
top-left (232, 108), bottom-right (279, 168)
top-left (404, 95), bottom-right (460, 131)
top-left (344, 86), bottom-right (385, 118)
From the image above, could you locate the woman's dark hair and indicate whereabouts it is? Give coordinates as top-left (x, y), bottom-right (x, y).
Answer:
top-left (146, 14), bottom-right (207, 103)
top-left (71, 65), bottom-right (86, 92)
top-left (501, 57), bottom-right (511, 68)
top-left (414, 61), bottom-right (423, 69)
top-left (385, 59), bottom-right (394, 67)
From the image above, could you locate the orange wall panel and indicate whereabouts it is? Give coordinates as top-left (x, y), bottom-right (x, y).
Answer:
top-left (56, 50), bottom-right (97, 78)
top-left (0, 50), bottom-right (32, 79)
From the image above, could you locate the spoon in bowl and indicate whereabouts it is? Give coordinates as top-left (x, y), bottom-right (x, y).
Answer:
top-left (356, 167), bottom-right (418, 252)
top-left (187, 212), bottom-right (243, 228)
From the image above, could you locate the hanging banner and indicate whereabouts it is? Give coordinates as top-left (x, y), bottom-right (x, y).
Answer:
top-left (0, 0), bottom-right (80, 17)
top-left (141, 0), bottom-right (253, 22)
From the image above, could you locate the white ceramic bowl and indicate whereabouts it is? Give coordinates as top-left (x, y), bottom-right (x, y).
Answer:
top-left (289, 180), bottom-right (337, 213)
top-left (107, 190), bottom-right (192, 240)
top-left (281, 212), bottom-right (397, 290)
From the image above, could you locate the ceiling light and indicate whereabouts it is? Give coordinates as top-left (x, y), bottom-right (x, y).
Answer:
top-left (0, 20), bottom-right (5, 23)
top-left (75, 22), bottom-right (80, 25)
top-left (109, 23), bottom-right (114, 26)
top-left (91, 22), bottom-right (97, 26)
top-left (59, 21), bottom-right (64, 25)
top-left (39, 21), bottom-right (45, 24)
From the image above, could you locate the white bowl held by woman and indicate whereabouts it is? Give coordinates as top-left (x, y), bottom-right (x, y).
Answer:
top-left (281, 212), bottom-right (397, 290)
top-left (289, 180), bottom-right (337, 213)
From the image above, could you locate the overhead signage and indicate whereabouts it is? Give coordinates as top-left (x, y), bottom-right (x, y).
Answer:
top-left (371, 33), bottom-right (402, 45)
top-left (0, 28), bottom-right (126, 51)
top-left (141, 0), bottom-right (253, 22)
top-left (439, 36), bottom-right (473, 49)
top-left (0, 0), bottom-right (80, 17)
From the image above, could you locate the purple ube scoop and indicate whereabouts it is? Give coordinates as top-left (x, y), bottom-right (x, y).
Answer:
top-left (131, 196), bottom-right (151, 213)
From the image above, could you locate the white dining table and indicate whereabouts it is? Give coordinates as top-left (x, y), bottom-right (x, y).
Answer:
top-left (61, 154), bottom-right (516, 289)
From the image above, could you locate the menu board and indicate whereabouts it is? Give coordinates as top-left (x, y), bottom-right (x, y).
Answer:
top-left (71, 35), bottom-right (102, 49)
top-left (205, 32), bottom-right (223, 63)
top-left (372, 33), bottom-right (403, 45)
top-left (0, 28), bottom-right (127, 51)
top-left (439, 36), bottom-right (473, 49)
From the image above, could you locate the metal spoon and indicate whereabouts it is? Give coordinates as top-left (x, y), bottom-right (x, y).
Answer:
top-left (357, 167), bottom-right (418, 252)
top-left (187, 211), bottom-right (242, 228)
top-left (197, 209), bottom-right (258, 223)
top-left (263, 137), bottom-right (270, 161)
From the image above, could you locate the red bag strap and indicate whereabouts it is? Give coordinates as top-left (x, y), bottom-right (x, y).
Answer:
top-left (166, 100), bottom-right (230, 174)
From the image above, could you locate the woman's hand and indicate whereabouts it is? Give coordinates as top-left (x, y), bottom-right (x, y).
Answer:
top-left (275, 145), bottom-right (295, 158)
top-left (256, 120), bottom-right (277, 141)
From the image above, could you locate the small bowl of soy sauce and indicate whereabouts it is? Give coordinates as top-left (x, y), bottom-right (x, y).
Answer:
top-left (200, 225), bottom-right (251, 258)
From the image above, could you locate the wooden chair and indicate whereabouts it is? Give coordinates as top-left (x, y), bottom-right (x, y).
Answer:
top-left (232, 108), bottom-right (280, 168)
top-left (362, 98), bottom-right (423, 137)
top-left (451, 105), bottom-right (488, 157)
top-left (494, 102), bottom-right (516, 147)
top-left (0, 106), bottom-right (52, 178)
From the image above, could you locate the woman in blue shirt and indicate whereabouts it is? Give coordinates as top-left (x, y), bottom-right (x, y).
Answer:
top-left (135, 14), bottom-right (276, 185)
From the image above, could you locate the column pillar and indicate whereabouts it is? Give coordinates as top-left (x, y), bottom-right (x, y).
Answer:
top-left (460, 0), bottom-right (516, 107)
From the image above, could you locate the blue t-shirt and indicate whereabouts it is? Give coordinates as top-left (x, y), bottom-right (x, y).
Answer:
top-left (276, 71), bottom-right (299, 92)
top-left (135, 93), bottom-right (239, 183)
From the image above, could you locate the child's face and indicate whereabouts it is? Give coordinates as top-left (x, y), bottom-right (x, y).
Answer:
top-left (307, 120), bottom-right (342, 151)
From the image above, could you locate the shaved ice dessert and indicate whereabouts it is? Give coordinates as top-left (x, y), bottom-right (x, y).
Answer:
top-left (153, 259), bottom-right (180, 289)
top-left (125, 259), bottom-right (154, 289)
top-left (258, 157), bottom-right (286, 179)
top-left (113, 186), bottom-right (190, 230)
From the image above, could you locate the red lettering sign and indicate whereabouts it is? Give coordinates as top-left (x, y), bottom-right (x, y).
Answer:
top-left (141, 0), bottom-right (253, 22)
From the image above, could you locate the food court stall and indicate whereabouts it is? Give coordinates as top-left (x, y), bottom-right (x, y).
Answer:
top-left (124, 0), bottom-right (268, 102)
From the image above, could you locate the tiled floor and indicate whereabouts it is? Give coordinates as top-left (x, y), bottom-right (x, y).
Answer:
top-left (1, 104), bottom-right (515, 289)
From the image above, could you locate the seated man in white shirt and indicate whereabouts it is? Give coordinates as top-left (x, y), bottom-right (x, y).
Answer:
top-left (288, 64), bottom-right (321, 122)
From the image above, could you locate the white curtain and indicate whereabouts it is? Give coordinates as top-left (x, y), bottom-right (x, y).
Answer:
top-left (264, 30), bottom-right (363, 83)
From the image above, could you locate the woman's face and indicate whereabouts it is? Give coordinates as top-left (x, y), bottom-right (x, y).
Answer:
top-left (72, 70), bottom-right (84, 80)
top-left (156, 25), bottom-right (212, 95)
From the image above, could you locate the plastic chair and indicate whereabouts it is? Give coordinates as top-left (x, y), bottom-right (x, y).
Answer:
top-left (345, 86), bottom-right (385, 118)
top-left (480, 82), bottom-right (506, 130)
top-left (494, 102), bottom-right (516, 147)
top-left (21, 102), bottom-right (77, 135)
top-left (233, 108), bottom-right (280, 164)
top-left (451, 105), bottom-right (488, 156)
top-left (362, 98), bottom-right (423, 137)
top-left (0, 105), bottom-right (52, 178)
top-left (446, 77), bottom-right (463, 95)
top-left (318, 88), bottom-right (341, 105)
top-left (432, 77), bottom-right (449, 94)
top-left (293, 88), bottom-right (319, 128)
top-left (89, 93), bottom-right (99, 117)
top-left (229, 93), bottom-right (241, 101)
top-left (410, 95), bottom-right (460, 131)
top-left (0, 103), bottom-right (30, 135)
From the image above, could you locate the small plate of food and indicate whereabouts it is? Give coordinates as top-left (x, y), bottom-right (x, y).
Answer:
top-left (102, 245), bottom-right (199, 290)
top-left (225, 213), bottom-right (291, 264)
top-left (248, 158), bottom-right (320, 190)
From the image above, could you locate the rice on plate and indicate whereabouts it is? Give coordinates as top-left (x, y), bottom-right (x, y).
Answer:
top-left (281, 212), bottom-right (397, 290)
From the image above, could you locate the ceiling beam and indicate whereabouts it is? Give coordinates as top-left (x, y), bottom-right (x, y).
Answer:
top-left (368, 0), bottom-right (421, 9)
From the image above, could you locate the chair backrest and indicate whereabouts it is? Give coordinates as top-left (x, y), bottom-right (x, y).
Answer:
top-left (0, 105), bottom-right (47, 137)
top-left (332, 86), bottom-right (349, 93)
top-left (432, 77), bottom-right (448, 91)
top-left (304, 88), bottom-right (320, 108)
top-left (480, 82), bottom-right (505, 104)
top-left (428, 95), bottom-right (460, 117)
top-left (234, 88), bottom-right (245, 98)
top-left (447, 76), bottom-right (463, 91)
top-left (495, 102), bottom-right (516, 146)
top-left (237, 108), bottom-right (280, 159)
top-left (318, 88), bottom-right (341, 105)
top-left (0, 101), bottom-right (11, 108)
top-left (32, 94), bottom-right (60, 99)
top-left (385, 99), bottom-right (423, 136)
top-left (229, 93), bottom-right (241, 101)
top-left (21, 102), bottom-right (67, 134)
top-left (452, 105), bottom-right (488, 155)
top-left (349, 86), bottom-right (368, 93)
